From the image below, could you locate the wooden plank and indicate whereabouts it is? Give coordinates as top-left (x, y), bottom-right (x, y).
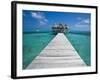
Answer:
top-left (26, 33), bottom-right (86, 69)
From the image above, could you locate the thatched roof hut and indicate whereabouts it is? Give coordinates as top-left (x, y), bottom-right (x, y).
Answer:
top-left (52, 23), bottom-right (68, 34)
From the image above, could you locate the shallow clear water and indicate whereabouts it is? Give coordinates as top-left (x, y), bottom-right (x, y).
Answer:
top-left (23, 33), bottom-right (55, 69)
top-left (65, 33), bottom-right (91, 66)
top-left (23, 32), bottom-right (91, 69)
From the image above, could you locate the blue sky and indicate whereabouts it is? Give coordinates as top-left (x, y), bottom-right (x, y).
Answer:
top-left (23, 10), bottom-right (91, 32)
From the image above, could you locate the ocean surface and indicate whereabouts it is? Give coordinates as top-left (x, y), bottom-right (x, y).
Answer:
top-left (23, 32), bottom-right (91, 69)
top-left (23, 32), bottom-right (55, 69)
top-left (65, 32), bottom-right (91, 66)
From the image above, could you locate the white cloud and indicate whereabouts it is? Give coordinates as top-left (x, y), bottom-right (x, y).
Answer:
top-left (31, 12), bottom-right (44, 20)
top-left (44, 19), bottom-right (48, 22)
top-left (75, 18), bottom-right (90, 27)
top-left (77, 17), bottom-right (82, 20)
top-left (83, 19), bottom-right (90, 24)
top-left (39, 21), bottom-right (46, 25)
top-left (31, 12), bottom-right (48, 26)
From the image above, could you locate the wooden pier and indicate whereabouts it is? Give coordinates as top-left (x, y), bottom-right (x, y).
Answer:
top-left (26, 33), bottom-right (86, 69)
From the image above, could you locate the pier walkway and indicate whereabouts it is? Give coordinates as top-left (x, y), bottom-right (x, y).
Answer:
top-left (27, 33), bottom-right (86, 69)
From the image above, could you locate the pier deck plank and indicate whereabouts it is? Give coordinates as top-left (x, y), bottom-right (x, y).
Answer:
top-left (26, 33), bottom-right (86, 69)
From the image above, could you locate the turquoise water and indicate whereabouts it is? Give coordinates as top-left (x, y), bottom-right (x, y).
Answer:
top-left (23, 32), bottom-right (91, 69)
top-left (65, 33), bottom-right (91, 66)
top-left (23, 33), bottom-right (55, 69)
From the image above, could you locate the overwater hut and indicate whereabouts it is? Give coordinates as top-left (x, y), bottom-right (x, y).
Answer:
top-left (52, 23), bottom-right (68, 34)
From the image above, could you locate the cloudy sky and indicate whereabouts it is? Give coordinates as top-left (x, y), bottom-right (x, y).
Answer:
top-left (23, 10), bottom-right (91, 32)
